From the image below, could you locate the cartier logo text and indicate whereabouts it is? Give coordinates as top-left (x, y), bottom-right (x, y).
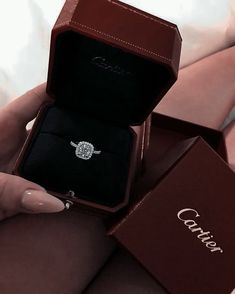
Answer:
top-left (177, 208), bottom-right (223, 254)
top-left (91, 56), bottom-right (132, 76)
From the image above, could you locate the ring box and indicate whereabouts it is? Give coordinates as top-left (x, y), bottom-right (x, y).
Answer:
top-left (14, 0), bottom-right (181, 214)
top-left (109, 113), bottom-right (235, 294)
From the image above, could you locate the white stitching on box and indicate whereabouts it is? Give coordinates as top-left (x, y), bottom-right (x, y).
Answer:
top-left (107, 0), bottom-right (175, 29)
top-left (70, 21), bottom-right (171, 62)
top-left (56, 0), bottom-right (174, 63)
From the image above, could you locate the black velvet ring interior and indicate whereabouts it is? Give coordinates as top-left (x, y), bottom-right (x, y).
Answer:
top-left (21, 106), bottom-right (134, 207)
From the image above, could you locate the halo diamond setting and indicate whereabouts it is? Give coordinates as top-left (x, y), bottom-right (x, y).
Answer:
top-left (70, 141), bottom-right (101, 160)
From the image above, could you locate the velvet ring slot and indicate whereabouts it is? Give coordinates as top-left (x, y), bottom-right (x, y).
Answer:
top-left (20, 106), bottom-right (135, 208)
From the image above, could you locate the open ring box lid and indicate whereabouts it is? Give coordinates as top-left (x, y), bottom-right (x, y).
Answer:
top-left (47, 0), bottom-right (181, 126)
top-left (14, 0), bottom-right (182, 215)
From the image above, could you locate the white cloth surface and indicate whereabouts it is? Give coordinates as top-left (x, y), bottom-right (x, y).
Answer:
top-left (0, 0), bottom-right (64, 106)
top-left (0, 0), bottom-right (235, 107)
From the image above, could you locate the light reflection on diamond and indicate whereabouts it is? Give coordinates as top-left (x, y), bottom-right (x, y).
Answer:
top-left (70, 141), bottom-right (100, 160)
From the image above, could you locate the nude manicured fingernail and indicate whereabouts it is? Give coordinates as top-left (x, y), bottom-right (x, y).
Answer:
top-left (21, 190), bottom-right (65, 213)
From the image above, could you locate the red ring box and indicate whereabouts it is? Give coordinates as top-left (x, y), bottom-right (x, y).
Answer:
top-left (108, 112), bottom-right (235, 294)
top-left (14, 0), bottom-right (181, 215)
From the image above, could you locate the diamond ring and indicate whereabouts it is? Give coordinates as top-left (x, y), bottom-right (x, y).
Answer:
top-left (70, 141), bottom-right (101, 160)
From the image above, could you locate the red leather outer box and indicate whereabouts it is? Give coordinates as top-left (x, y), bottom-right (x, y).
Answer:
top-left (14, 0), bottom-right (182, 215)
top-left (109, 112), bottom-right (235, 294)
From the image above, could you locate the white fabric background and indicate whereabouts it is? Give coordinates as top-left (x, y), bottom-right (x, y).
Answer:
top-left (0, 0), bottom-right (235, 107)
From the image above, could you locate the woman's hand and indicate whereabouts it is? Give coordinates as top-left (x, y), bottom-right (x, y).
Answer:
top-left (0, 84), bottom-right (65, 221)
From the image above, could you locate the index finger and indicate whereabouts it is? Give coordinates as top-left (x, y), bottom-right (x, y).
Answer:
top-left (3, 83), bottom-right (51, 126)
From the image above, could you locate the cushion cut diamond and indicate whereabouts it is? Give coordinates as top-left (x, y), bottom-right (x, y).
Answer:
top-left (70, 141), bottom-right (101, 160)
top-left (76, 141), bottom-right (94, 160)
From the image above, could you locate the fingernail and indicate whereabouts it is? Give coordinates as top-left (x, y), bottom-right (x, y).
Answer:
top-left (21, 190), bottom-right (65, 213)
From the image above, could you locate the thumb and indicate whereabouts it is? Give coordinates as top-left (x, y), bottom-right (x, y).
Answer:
top-left (0, 173), bottom-right (65, 221)
top-left (3, 83), bottom-right (50, 127)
